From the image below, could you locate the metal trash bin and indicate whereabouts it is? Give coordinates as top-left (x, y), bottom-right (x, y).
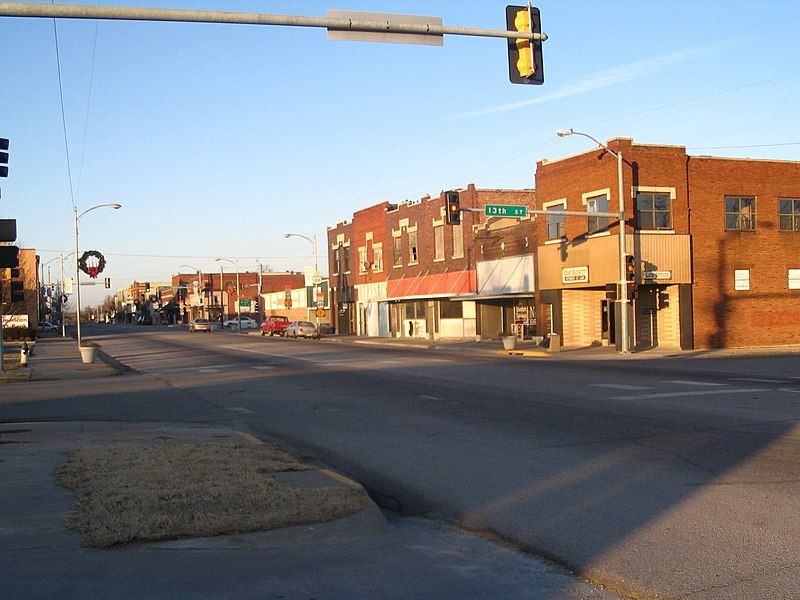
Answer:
top-left (547, 333), bottom-right (561, 352)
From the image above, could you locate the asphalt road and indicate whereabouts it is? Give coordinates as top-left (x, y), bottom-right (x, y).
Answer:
top-left (7, 325), bottom-right (800, 599)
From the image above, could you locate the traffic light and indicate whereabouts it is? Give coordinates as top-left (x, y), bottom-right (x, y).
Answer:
top-left (253, 301), bottom-right (258, 311)
top-left (10, 271), bottom-right (23, 303)
top-left (0, 245), bottom-right (19, 268)
top-left (625, 254), bottom-right (636, 282)
top-left (0, 138), bottom-right (8, 178)
top-left (445, 191), bottom-right (461, 225)
top-left (104, 277), bottom-right (111, 289)
top-left (505, 5), bottom-right (544, 85)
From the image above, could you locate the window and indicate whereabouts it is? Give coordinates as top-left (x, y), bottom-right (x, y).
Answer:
top-left (358, 247), bottom-right (368, 273)
top-left (434, 226), bottom-right (444, 261)
top-left (439, 300), bottom-right (463, 319)
top-left (393, 237), bottom-right (403, 266)
top-left (333, 248), bottom-right (340, 274)
top-left (343, 246), bottom-right (351, 271)
top-left (725, 196), bottom-right (756, 231)
top-left (586, 194), bottom-right (609, 233)
top-left (636, 191), bottom-right (672, 230)
top-left (452, 223), bottom-right (464, 258)
top-left (789, 269), bottom-right (800, 290)
top-left (408, 231), bottom-right (418, 263)
top-left (546, 202), bottom-right (566, 239)
top-left (779, 198), bottom-right (800, 232)
top-left (373, 246), bottom-right (383, 272)
top-left (405, 301), bottom-right (425, 319)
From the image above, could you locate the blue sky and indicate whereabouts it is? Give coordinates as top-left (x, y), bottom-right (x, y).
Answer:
top-left (2, 0), bottom-right (800, 306)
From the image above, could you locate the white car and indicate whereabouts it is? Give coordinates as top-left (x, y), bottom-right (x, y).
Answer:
top-left (223, 316), bottom-right (258, 329)
top-left (39, 322), bottom-right (58, 331)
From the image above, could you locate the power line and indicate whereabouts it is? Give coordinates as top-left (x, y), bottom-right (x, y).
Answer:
top-left (687, 142), bottom-right (800, 150)
top-left (52, 16), bottom-right (75, 210)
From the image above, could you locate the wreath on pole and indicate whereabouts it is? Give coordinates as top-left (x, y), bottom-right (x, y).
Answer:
top-left (78, 250), bottom-right (106, 279)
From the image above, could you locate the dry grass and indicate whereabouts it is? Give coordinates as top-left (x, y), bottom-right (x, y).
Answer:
top-left (57, 443), bottom-right (369, 548)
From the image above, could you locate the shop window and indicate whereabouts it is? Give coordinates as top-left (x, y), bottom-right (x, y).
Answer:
top-left (779, 198), bottom-right (800, 232)
top-left (373, 246), bottom-right (383, 272)
top-left (343, 246), bottom-right (351, 272)
top-left (546, 202), bottom-right (566, 240)
top-left (587, 194), bottom-right (609, 233)
top-left (405, 301), bottom-right (425, 319)
top-left (725, 196), bottom-right (756, 231)
top-left (408, 231), bottom-right (418, 263)
top-left (358, 247), bottom-right (368, 273)
top-left (439, 300), bottom-right (463, 319)
top-left (636, 191), bottom-right (672, 230)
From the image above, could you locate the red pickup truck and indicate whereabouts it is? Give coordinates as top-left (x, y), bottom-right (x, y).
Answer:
top-left (260, 315), bottom-right (290, 336)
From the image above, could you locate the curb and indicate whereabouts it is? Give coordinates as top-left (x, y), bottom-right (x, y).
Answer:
top-left (498, 349), bottom-right (551, 357)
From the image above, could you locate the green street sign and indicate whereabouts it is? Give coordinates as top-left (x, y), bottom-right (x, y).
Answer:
top-left (484, 204), bottom-right (527, 218)
top-left (239, 298), bottom-right (251, 308)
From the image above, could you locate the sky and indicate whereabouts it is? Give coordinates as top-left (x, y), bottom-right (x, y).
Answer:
top-left (2, 0), bottom-right (800, 307)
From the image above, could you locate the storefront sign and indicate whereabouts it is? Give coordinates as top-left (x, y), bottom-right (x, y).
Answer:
top-left (2, 314), bottom-right (29, 328)
top-left (734, 269), bottom-right (750, 291)
top-left (562, 266), bottom-right (589, 284)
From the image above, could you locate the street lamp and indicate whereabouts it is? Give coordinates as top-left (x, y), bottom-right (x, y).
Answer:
top-left (254, 259), bottom-right (264, 324)
top-left (284, 233), bottom-right (321, 327)
top-left (555, 128), bottom-right (629, 354)
top-left (179, 264), bottom-right (204, 322)
top-left (74, 203), bottom-right (122, 348)
top-left (215, 257), bottom-right (241, 333)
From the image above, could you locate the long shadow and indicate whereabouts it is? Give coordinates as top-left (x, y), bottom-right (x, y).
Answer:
top-left (2, 329), bottom-right (798, 599)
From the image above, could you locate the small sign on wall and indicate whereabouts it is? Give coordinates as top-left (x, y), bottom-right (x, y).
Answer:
top-left (562, 266), bottom-right (589, 284)
top-left (789, 269), bottom-right (800, 290)
top-left (734, 269), bottom-right (750, 291)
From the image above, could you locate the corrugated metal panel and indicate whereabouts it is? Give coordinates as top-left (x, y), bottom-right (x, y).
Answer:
top-left (562, 289), bottom-right (605, 346)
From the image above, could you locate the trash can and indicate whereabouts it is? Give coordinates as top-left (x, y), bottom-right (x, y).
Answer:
top-left (502, 335), bottom-right (517, 350)
top-left (79, 345), bottom-right (97, 364)
top-left (547, 333), bottom-right (561, 352)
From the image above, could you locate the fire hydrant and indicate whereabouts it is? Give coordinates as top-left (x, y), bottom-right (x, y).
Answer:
top-left (20, 341), bottom-right (30, 367)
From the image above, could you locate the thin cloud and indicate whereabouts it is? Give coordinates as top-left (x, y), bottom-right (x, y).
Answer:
top-left (445, 41), bottom-right (734, 121)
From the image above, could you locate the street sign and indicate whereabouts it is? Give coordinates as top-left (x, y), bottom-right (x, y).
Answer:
top-left (284, 299), bottom-right (292, 308)
top-left (315, 308), bottom-right (326, 318)
top-left (484, 204), bottom-right (527, 218)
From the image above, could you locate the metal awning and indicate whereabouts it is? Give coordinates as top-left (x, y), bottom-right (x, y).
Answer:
top-left (449, 293), bottom-right (535, 302)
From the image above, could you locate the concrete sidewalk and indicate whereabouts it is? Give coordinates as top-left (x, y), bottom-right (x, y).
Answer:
top-left (0, 339), bottom-right (618, 599)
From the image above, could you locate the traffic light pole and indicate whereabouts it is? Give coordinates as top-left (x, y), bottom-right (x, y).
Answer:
top-left (0, 2), bottom-right (547, 43)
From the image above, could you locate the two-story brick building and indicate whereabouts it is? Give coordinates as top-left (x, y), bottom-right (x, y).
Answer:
top-left (535, 138), bottom-right (800, 350)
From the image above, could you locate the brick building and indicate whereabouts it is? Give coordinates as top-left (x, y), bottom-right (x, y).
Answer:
top-left (327, 185), bottom-right (537, 338)
top-left (535, 138), bottom-right (800, 350)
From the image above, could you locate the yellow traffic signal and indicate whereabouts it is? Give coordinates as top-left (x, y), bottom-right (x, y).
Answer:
top-left (445, 191), bottom-right (461, 225)
top-left (506, 5), bottom-right (544, 85)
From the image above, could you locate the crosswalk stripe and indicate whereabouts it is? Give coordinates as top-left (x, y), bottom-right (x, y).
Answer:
top-left (661, 380), bottom-right (727, 387)
top-left (587, 383), bottom-right (650, 390)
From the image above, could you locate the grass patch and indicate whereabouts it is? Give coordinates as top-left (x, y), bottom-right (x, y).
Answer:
top-left (57, 443), bottom-right (369, 548)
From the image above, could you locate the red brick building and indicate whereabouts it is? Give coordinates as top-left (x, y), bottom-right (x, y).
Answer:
top-left (328, 185), bottom-right (537, 338)
top-left (535, 138), bottom-right (800, 350)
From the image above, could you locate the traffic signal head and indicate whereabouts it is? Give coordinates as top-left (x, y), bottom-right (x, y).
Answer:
top-left (505, 5), bottom-right (544, 85)
top-left (0, 245), bottom-right (19, 268)
top-left (445, 191), bottom-right (461, 225)
top-left (625, 254), bottom-right (636, 281)
top-left (0, 138), bottom-right (8, 178)
top-left (104, 277), bottom-right (111, 289)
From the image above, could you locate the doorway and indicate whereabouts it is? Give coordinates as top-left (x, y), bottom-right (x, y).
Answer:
top-left (601, 300), bottom-right (616, 344)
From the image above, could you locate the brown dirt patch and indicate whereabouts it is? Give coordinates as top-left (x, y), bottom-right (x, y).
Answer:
top-left (57, 443), bottom-right (369, 548)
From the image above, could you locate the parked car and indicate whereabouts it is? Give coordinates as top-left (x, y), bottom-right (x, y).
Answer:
top-left (189, 318), bottom-right (212, 332)
top-left (286, 320), bottom-right (319, 339)
top-left (39, 322), bottom-right (58, 332)
top-left (260, 315), bottom-right (290, 336)
top-left (223, 316), bottom-right (257, 329)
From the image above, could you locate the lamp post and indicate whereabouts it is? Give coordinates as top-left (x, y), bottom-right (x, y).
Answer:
top-left (74, 203), bottom-right (122, 348)
top-left (284, 233), bottom-right (320, 327)
top-left (215, 257), bottom-right (241, 333)
top-left (556, 128), bottom-right (629, 354)
top-left (179, 264), bottom-right (203, 322)
top-left (254, 259), bottom-right (264, 324)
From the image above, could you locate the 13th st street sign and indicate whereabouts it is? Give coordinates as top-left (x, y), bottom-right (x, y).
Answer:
top-left (485, 204), bottom-right (528, 218)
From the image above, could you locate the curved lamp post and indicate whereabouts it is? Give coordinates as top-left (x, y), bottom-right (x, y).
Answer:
top-left (179, 263), bottom-right (203, 322)
top-left (74, 203), bottom-right (122, 348)
top-left (556, 128), bottom-right (628, 353)
top-left (284, 233), bottom-right (320, 327)
top-left (215, 257), bottom-right (241, 332)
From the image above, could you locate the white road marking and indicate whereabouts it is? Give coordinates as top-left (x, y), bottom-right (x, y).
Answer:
top-left (778, 388), bottom-right (800, 394)
top-left (225, 407), bottom-right (252, 414)
top-left (616, 388), bottom-right (764, 401)
top-left (730, 377), bottom-right (786, 383)
top-left (421, 395), bottom-right (441, 401)
top-left (251, 365), bottom-right (275, 370)
top-left (587, 384), bottom-right (650, 390)
top-left (661, 380), bottom-right (728, 387)
top-left (198, 368), bottom-right (220, 373)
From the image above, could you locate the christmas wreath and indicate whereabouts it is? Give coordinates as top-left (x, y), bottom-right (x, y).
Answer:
top-left (78, 250), bottom-right (106, 279)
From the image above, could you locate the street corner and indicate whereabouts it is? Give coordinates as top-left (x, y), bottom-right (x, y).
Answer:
top-left (498, 349), bottom-right (551, 358)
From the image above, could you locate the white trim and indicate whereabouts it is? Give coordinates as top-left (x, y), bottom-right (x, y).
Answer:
top-left (637, 229), bottom-right (676, 235)
top-left (581, 188), bottom-right (611, 206)
top-left (633, 186), bottom-right (676, 200)
top-left (544, 238), bottom-right (565, 245)
top-left (586, 230), bottom-right (612, 239)
top-left (542, 198), bottom-right (567, 210)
